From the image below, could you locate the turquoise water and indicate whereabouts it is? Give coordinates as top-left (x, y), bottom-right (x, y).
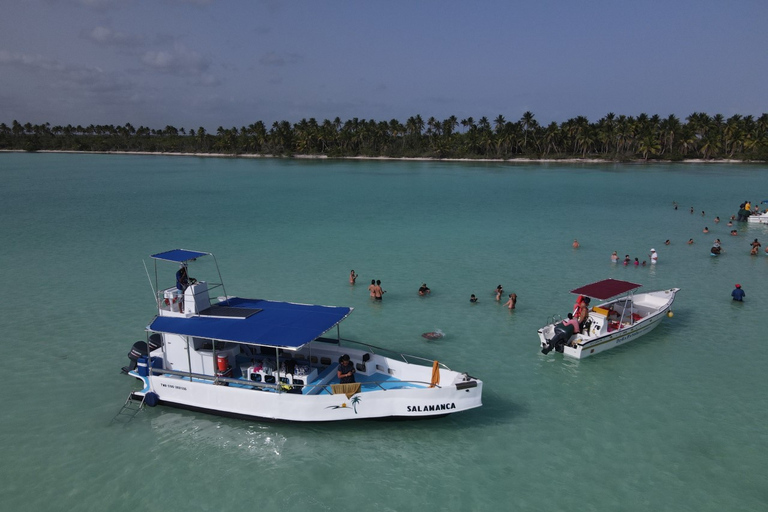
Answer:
top-left (1, 153), bottom-right (767, 511)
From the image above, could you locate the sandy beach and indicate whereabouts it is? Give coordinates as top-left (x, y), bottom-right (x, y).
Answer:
top-left (0, 149), bottom-right (749, 164)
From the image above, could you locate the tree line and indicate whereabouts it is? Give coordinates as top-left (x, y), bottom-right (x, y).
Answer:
top-left (2, 111), bottom-right (768, 161)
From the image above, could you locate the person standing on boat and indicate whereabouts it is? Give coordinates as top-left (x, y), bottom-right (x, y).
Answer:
top-left (731, 284), bottom-right (745, 302)
top-left (576, 297), bottom-right (591, 331)
top-left (176, 264), bottom-right (192, 292)
top-left (337, 354), bottom-right (356, 383)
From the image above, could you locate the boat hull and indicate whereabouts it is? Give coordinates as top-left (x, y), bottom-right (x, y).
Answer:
top-left (131, 371), bottom-right (483, 422)
top-left (747, 212), bottom-right (768, 224)
top-left (538, 288), bottom-right (679, 359)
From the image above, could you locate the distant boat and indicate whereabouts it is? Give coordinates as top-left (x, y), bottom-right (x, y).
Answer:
top-left (121, 250), bottom-right (483, 422)
top-left (747, 211), bottom-right (768, 224)
top-left (538, 279), bottom-right (679, 359)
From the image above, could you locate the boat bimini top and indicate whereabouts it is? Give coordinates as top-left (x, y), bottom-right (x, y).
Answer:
top-left (570, 279), bottom-right (642, 300)
top-left (148, 249), bottom-right (353, 350)
top-left (148, 298), bottom-right (353, 350)
top-left (151, 249), bottom-right (211, 263)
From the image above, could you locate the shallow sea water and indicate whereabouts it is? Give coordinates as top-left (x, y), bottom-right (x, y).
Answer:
top-left (1, 153), bottom-right (767, 511)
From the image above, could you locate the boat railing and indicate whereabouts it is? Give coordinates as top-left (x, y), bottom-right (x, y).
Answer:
top-left (545, 314), bottom-right (563, 327)
top-left (337, 338), bottom-right (451, 370)
top-left (149, 368), bottom-right (441, 392)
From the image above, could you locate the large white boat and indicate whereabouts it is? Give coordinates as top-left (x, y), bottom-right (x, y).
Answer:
top-left (121, 250), bottom-right (483, 422)
top-left (538, 279), bottom-right (679, 359)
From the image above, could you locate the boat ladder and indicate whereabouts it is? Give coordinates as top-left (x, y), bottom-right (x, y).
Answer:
top-left (111, 393), bottom-right (145, 424)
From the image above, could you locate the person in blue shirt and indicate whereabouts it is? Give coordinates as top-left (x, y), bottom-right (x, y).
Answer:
top-left (731, 284), bottom-right (745, 301)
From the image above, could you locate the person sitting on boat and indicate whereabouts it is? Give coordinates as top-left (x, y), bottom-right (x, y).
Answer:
top-left (337, 354), bottom-right (356, 383)
top-left (542, 314), bottom-right (580, 354)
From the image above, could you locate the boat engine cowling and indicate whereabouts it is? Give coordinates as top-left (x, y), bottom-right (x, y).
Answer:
top-left (148, 333), bottom-right (163, 352)
top-left (122, 341), bottom-right (148, 373)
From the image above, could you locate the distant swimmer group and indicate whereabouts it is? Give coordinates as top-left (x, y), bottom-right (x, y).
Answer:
top-left (352, 273), bottom-right (515, 318)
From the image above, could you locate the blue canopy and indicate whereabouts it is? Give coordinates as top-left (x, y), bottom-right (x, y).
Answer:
top-left (148, 297), bottom-right (353, 349)
top-left (151, 249), bottom-right (209, 263)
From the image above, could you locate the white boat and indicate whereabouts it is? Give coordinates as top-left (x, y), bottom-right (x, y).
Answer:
top-left (122, 250), bottom-right (483, 422)
top-left (538, 279), bottom-right (679, 359)
top-left (747, 211), bottom-right (768, 224)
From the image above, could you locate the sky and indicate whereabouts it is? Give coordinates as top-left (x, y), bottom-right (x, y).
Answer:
top-left (1, 0), bottom-right (767, 131)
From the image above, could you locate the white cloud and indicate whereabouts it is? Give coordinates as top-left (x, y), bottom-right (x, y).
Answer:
top-left (0, 50), bottom-right (131, 94)
top-left (86, 26), bottom-right (140, 46)
top-left (142, 43), bottom-right (211, 77)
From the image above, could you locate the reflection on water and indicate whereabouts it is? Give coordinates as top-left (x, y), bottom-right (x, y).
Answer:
top-left (150, 412), bottom-right (287, 461)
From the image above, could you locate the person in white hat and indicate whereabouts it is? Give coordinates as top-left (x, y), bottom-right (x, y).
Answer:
top-left (650, 248), bottom-right (658, 264)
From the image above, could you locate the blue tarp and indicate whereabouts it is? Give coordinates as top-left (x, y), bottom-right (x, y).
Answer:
top-left (148, 297), bottom-right (353, 349)
top-left (151, 249), bottom-right (209, 263)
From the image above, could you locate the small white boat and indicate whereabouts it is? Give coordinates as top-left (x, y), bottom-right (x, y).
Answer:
top-left (747, 211), bottom-right (768, 224)
top-left (538, 279), bottom-right (679, 359)
top-left (122, 250), bottom-right (483, 422)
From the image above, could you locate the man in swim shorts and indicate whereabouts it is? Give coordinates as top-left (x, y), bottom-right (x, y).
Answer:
top-left (374, 280), bottom-right (385, 300)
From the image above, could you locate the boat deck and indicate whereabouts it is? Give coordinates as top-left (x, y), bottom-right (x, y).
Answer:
top-left (159, 361), bottom-right (428, 395)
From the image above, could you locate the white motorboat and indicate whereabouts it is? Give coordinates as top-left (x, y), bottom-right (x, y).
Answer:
top-left (747, 211), bottom-right (768, 224)
top-left (538, 279), bottom-right (679, 359)
top-left (121, 250), bottom-right (483, 422)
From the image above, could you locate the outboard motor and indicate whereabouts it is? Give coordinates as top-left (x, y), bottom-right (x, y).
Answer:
top-left (122, 341), bottom-right (148, 373)
top-left (148, 333), bottom-right (163, 352)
